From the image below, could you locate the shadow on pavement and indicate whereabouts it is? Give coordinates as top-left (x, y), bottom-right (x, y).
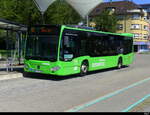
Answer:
top-left (0, 67), bottom-right (24, 75)
top-left (23, 66), bottom-right (129, 81)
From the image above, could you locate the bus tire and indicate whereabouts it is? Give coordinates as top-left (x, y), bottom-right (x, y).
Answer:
top-left (117, 58), bottom-right (123, 69)
top-left (80, 61), bottom-right (89, 76)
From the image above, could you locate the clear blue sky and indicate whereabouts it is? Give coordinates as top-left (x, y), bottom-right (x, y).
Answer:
top-left (104, 0), bottom-right (150, 4)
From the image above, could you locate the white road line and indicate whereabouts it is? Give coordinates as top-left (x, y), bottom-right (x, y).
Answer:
top-left (65, 77), bottom-right (150, 112)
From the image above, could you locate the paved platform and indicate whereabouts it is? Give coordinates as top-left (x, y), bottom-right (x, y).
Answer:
top-left (131, 97), bottom-right (150, 112)
top-left (0, 72), bottom-right (23, 81)
top-left (0, 66), bottom-right (23, 81)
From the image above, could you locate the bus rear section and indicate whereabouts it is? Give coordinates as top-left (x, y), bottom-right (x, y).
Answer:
top-left (57, 27), bottom-right (134, 75)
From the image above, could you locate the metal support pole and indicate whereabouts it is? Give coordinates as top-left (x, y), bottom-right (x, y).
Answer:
top-left (18, 32), bottom-right (21, 65)
top-left (16, 32), bottom-right (21, 65)
top-left (10, 31), bottom-right (13, 72)
top-left (6, 30), bottom-right (9, 72)
top-left (86, 15), bottom-right (89, 27)
top-left (20, 32), bottom-right (23, 61)
top-left (41, 12), bottom-right (45, 24)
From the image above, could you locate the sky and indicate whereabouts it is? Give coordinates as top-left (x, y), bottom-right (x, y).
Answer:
top-left (104, 0), bottom-right (150, 4)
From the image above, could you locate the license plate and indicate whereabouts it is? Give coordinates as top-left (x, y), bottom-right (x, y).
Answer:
top-left (29, 68), bottom-right (42, 73)
top-left (35, 70), bottom-right (42, 73)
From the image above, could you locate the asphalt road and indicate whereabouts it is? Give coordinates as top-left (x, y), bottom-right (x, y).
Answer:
top-left (0, 54), bottom-right (150, 112)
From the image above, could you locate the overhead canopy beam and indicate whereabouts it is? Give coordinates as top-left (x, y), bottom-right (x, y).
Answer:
top-left (0, 18), bottom-right (27, 31)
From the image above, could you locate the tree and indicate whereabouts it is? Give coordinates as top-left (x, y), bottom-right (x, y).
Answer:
top-left (45, 0), bottom-right (82, 25)
top-left (0, 0), bottom-right (42, 25)
top-left (92, 10), bottom-right (118, 32)
top-left (0, 0), bottom-right (82, 25)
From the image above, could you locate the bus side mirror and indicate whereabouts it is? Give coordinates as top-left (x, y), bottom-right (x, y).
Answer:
top-left (64, 54), bottom-right (74, 61)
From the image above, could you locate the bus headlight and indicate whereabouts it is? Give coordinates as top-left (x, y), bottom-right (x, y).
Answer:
top-left (51, 66), bottom-right (61, 72)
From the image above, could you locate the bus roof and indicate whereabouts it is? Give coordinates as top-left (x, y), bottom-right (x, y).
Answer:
top-left (28, 25), bottom-right (133, 37)
top-left (63, 25), bottom-right (133, 37)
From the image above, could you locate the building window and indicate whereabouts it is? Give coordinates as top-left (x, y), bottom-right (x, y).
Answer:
top-left (117, 24), bottom-right (123, 30)
top-left (144, 25), bottom-right (148, 30)
top-left (131, 24), bottom-right (141, 30)
top-left (95, 8), bottom-right (100, 13)
top-left (143, 16), bottom-right (147, 20)
top-left (117, 15), bottom-right (124, 20)
top-left (143, 34), bottom-right (148, 40)
top-left (131, 14), bottom-right (140, 20)
top-left (133, 33), bottom-right (141, 39)
top-left (134, 34), bottom-right (138, 39)
top-left (106, 7), bottom-right (116, 12)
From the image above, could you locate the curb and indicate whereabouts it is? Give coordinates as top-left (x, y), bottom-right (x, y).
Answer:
top-left (0, 73), bottom-right (23, 81)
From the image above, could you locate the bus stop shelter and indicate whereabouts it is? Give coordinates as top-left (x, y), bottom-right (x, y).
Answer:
top-left (0, 18), bottom-right (27, 72)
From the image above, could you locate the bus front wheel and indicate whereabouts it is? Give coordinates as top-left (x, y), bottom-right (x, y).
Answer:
top-left (80, 61), bottom-right (89, 76)
top-left (117, 58), bottom-right (123, 69)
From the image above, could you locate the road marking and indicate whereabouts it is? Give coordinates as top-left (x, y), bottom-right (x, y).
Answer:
top-left (65, 77), bottom-right (150, 112)
top-left (122, 94), bottom-right (150, 112)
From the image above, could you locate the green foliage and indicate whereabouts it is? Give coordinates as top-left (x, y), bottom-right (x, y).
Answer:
top-left (92, 10), bottom-right (118, 32)
top-left (0, 0), bottom-right (41, 25)
top-left (45, 0), bottom-right (82, 25)
top-left (0, 30), bottom-right (6, 41)
top-left (0, 0), bottom-right (82, 25)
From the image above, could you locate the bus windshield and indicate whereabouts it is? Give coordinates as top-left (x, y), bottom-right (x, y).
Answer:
top-left (25, 35), bottom-right (59, 61)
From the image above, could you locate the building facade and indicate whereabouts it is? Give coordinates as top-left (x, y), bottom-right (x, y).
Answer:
top-left (140, 4), bottom-right (150, 50)
top-left (90, 1), bottom-right (150, 52)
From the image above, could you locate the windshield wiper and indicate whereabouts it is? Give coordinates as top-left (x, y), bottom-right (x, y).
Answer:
top-left (25, 56), bottom-right (56, 61)
top-left (34, 56), bottom-right (43, 60)
top-left (25, 56), bottom-right (33, 60)
top-left (25, 55), bottom-right (42, 60)
top-left (49, 58), bottom-right (56, 62)
top-left (41, 57), bottom-right (56, 61)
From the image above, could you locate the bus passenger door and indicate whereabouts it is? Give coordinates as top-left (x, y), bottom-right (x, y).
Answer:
top-left (59, 30), bottom-right (80, 74)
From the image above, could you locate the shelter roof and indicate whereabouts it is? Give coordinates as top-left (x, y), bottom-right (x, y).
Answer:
top-left (0, 18), bottom-right (27, 32)
top-left (34, 0), bottom-right (103, 18)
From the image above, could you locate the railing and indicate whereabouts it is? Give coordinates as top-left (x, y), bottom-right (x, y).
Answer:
top-left (0, 50), bottom-right (24, 72)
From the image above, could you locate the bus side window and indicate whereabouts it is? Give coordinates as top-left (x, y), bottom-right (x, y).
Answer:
top-left (123, 37), bottom-right (133, 54)
top-left (79, 32), bottom-right (88, 56)
top-left (88, 32), bottom-right (104, 57)
top-left (115, 36), bottom-right (124, 55)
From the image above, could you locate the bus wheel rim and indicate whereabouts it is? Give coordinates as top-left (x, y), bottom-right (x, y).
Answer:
top-left (118, 62), bottom-right (122, 68)
top-left (81, 64), bottom-right (88, 73)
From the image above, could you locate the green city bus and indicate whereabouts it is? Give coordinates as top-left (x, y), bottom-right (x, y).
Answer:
top-left (24, 25), bottom-right (134, 76)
